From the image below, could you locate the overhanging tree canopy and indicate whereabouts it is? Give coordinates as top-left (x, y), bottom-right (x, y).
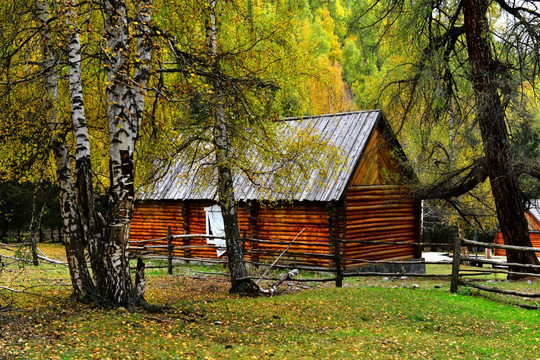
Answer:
top-left (369, 0), bottom-right (540, 275)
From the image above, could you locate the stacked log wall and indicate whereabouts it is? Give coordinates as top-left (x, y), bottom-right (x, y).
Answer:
top-left (129, 192), bottom-right (420, 268)
top-left (254, 202), bottom-right (332, 267)
top-left (130, 200), bottom-right (184, 244)
top-left (493, 231), bottom-right (540, 257)
top-left (344, 185), bottom-right (418, 268)
top-left (182, 200), bottom-right (214, 259)
top-left (493, 211), bottom-right (540, 257)
top-left (187, 201), bottom-right (252, 259)
top-left (129, 200), bottom-right (253, 260)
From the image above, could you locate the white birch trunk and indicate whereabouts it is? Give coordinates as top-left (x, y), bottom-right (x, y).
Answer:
top-left (35, 0), bottom-right (94, 299)
top-left (66, 2), bottom-right (90, 164)
top-left (98, 0), bottom-right (153, 307)
top-left (132, 0), bottom-right (153, 298)
top-left (65, 0), bottom-right (98, 250)
top-left (101, 0), bottom-right (135, 307)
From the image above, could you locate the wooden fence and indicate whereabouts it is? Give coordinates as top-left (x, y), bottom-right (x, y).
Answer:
top-left (5, 229), bottom-right (539, 307)
top-left (132, 228), bottom-right (540, 300)
top-left (129, 226), bottom-right (458, 286)
top-left (450, 237), bottom-right (540, 308)
top-left (0, 241), bottom-right (65, 266)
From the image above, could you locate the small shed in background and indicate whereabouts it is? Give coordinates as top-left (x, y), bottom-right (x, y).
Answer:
top-left (129, 110), bottom-right (423, 272)
top-left (493, 200), bottom-right (540, 257)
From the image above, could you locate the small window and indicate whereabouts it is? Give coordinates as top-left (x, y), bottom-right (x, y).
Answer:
top-left (204, 205), bottom-right (227, 257)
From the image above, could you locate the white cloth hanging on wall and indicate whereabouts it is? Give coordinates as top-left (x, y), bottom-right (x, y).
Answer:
top-left (204, 205), bottom-right (227, 257)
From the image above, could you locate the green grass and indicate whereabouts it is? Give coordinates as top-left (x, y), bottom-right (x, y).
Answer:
top-left (1, 244), bottom-right (540, 359)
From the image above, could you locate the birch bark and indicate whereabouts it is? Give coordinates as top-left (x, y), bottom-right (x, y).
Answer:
top-left (35, 0), bottom-right (94, 299)
top-left (96, 0), bottom-right (153, 307)
top-left (65, 0), bottom-right (101, 277)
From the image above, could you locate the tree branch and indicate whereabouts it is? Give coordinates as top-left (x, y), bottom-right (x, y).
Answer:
top-left (415, 158), bottom-right (489, 200)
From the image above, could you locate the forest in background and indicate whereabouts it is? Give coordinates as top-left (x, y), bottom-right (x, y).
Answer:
top-left (0, 0), bottom-right (539, 244)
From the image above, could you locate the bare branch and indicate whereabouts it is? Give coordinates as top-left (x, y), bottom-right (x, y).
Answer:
top-left (415, 158), bottom-right (489, 200)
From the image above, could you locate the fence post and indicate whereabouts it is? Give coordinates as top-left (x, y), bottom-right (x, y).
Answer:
top-left (31, 237), bottom-right (39, 266)
top-left (450, 236), bottom-right (462, 293)
top-left (334, 237), bottom-right (343, 288)
top-left (167, 226), bottom-right (173, 275)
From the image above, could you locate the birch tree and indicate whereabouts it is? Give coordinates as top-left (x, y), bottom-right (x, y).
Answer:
top-left (91, 0), bottom-right (154, 307)
top-left (65, 0), bottom-right (99, 265)
top-left (31, 0), bottom-right (154, 307)
top-left (35, 0), bottom-right (94, 300)
top-left (149, 0), bottom-right (328, 294)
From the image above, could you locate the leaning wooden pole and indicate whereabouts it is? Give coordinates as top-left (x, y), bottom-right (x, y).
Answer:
top-left (256, 229), bottom-right (304, 284)
top-left (450, 236), bottom-right (462, 293)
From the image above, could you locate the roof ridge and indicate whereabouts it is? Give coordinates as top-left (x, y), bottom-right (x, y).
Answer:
top-left (280, 109), bottom-right (381, 122)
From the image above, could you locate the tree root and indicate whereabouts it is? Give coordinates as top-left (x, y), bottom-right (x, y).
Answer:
top-left (229, 278), bottom-right (261, 296)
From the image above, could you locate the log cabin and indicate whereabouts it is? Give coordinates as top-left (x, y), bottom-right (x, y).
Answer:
top-left (129, 110), bottom-right (423, 273)
top-left (493, 200), bottom-right (540, 257)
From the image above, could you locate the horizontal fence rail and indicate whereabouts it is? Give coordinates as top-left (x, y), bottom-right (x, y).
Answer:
top-left (462, 238), bottom-right (540, 253)
top-left (451, 237), bottom-right (540, 307)
top-left (128, 226), bottom-right (459, 285)
top-left (128, 227), bottom-right (540, 307)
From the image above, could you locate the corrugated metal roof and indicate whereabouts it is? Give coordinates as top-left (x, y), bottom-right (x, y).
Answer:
top-left (140, 110), bottom-right (383, 202)
top-left (527, 200), bottom-right (540, 224)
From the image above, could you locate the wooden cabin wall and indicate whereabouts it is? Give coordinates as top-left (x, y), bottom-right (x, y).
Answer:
top-left (129, 200), bottom-right (253, 260)
top-left (255, 202), bottom-right (332, 267)
top-left (130, 200), bottom-right (184, 243)
top-left (342, 121), bottom-right (420, 268)
top-left (493, 231), bottom-right (540, 257)
top-left (493, 212), bottom-right (540, 257)
top-left (129, 191), bottom-right (420, 268)
top-left (349, 123), bottom-right (403, 186)
top-left (343, 185), bottom-right (418, 268)
top-left (130, 200), bottom-right (189, 258)
top-left (181, 201), bottom-right (252, 259)
top-left (181, 200), bottom-right (214, 259)
top-left (130, 200), bottom-right (335, 266)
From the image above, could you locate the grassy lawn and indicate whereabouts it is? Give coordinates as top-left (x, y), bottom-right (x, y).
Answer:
top-left (1, 243), bottom-right (539, 359)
